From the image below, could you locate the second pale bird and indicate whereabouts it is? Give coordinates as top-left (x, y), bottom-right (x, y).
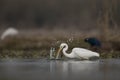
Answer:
top-left (1, 28), bottom-right (18, 40)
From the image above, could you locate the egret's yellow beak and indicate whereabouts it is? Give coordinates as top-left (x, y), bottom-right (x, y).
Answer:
top-left (56, 47), bottom-right (62, 59)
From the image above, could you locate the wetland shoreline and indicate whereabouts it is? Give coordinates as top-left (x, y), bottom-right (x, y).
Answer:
top-left (0, 29), bottom-right (120, 59)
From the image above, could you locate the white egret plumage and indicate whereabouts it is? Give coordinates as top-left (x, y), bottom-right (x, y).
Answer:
top-left (56, 43), bottom-right (100, 60)
top-left (1, 28), bottom-right (19, 40)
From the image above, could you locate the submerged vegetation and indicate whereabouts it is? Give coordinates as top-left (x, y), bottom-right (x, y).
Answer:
top-left (0, 30), bottom-right (120, 59)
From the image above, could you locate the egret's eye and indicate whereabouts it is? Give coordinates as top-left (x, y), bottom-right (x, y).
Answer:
top-left (63, 46), bottom-right (65, 48)
top-left (60, 45), bottom-right (65, 49)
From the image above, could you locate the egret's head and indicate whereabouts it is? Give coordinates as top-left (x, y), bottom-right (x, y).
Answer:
top-left (60, 43), bottom-right (67, 49)
top-left (56, 43), bottom-right (67, 59)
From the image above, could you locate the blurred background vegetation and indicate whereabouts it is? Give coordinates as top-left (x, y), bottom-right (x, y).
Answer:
top-left (0, 0), bottom-right (119, 29)
top-left (0, 0), bottom-right (120, 58)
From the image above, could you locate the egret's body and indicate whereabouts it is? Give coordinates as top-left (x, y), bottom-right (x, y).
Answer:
top-left (56, 43), bottom-right (100, 60)
top-left (1, 28), bottom-right (18, 40)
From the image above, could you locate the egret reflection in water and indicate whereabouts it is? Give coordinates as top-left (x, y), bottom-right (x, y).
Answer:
top-left (49, 60), bottom-right (100, 80)
top-left (0, 59), bottom-right (120, 80)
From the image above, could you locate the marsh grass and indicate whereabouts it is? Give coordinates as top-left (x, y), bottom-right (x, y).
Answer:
top-left (0, 30), bottom-right (120, 59)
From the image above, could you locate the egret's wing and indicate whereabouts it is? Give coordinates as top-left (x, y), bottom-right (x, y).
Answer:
top-left (74, 52), bottom-right (86, 59)
top-left (73, 48), bottom-right (94, 59)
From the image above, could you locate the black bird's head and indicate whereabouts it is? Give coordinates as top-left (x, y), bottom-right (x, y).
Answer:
top-left (84, 38), bottom-right (89, 42)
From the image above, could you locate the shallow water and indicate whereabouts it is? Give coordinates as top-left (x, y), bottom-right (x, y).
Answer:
top-left (0, 59), bottom-right (120, 80)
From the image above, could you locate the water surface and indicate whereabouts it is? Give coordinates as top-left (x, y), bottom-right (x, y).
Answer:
top-left (0, 59), bottom-right (120, 80)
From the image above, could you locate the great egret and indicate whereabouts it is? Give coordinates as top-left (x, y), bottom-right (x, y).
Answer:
top-left (1, 28), bottom-right (19, 40)
top-left (56, 43), bottom-right (100, 60)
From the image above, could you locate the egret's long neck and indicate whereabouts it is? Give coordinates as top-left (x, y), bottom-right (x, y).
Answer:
top-left (62, 44), bottom-right (74, 58)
